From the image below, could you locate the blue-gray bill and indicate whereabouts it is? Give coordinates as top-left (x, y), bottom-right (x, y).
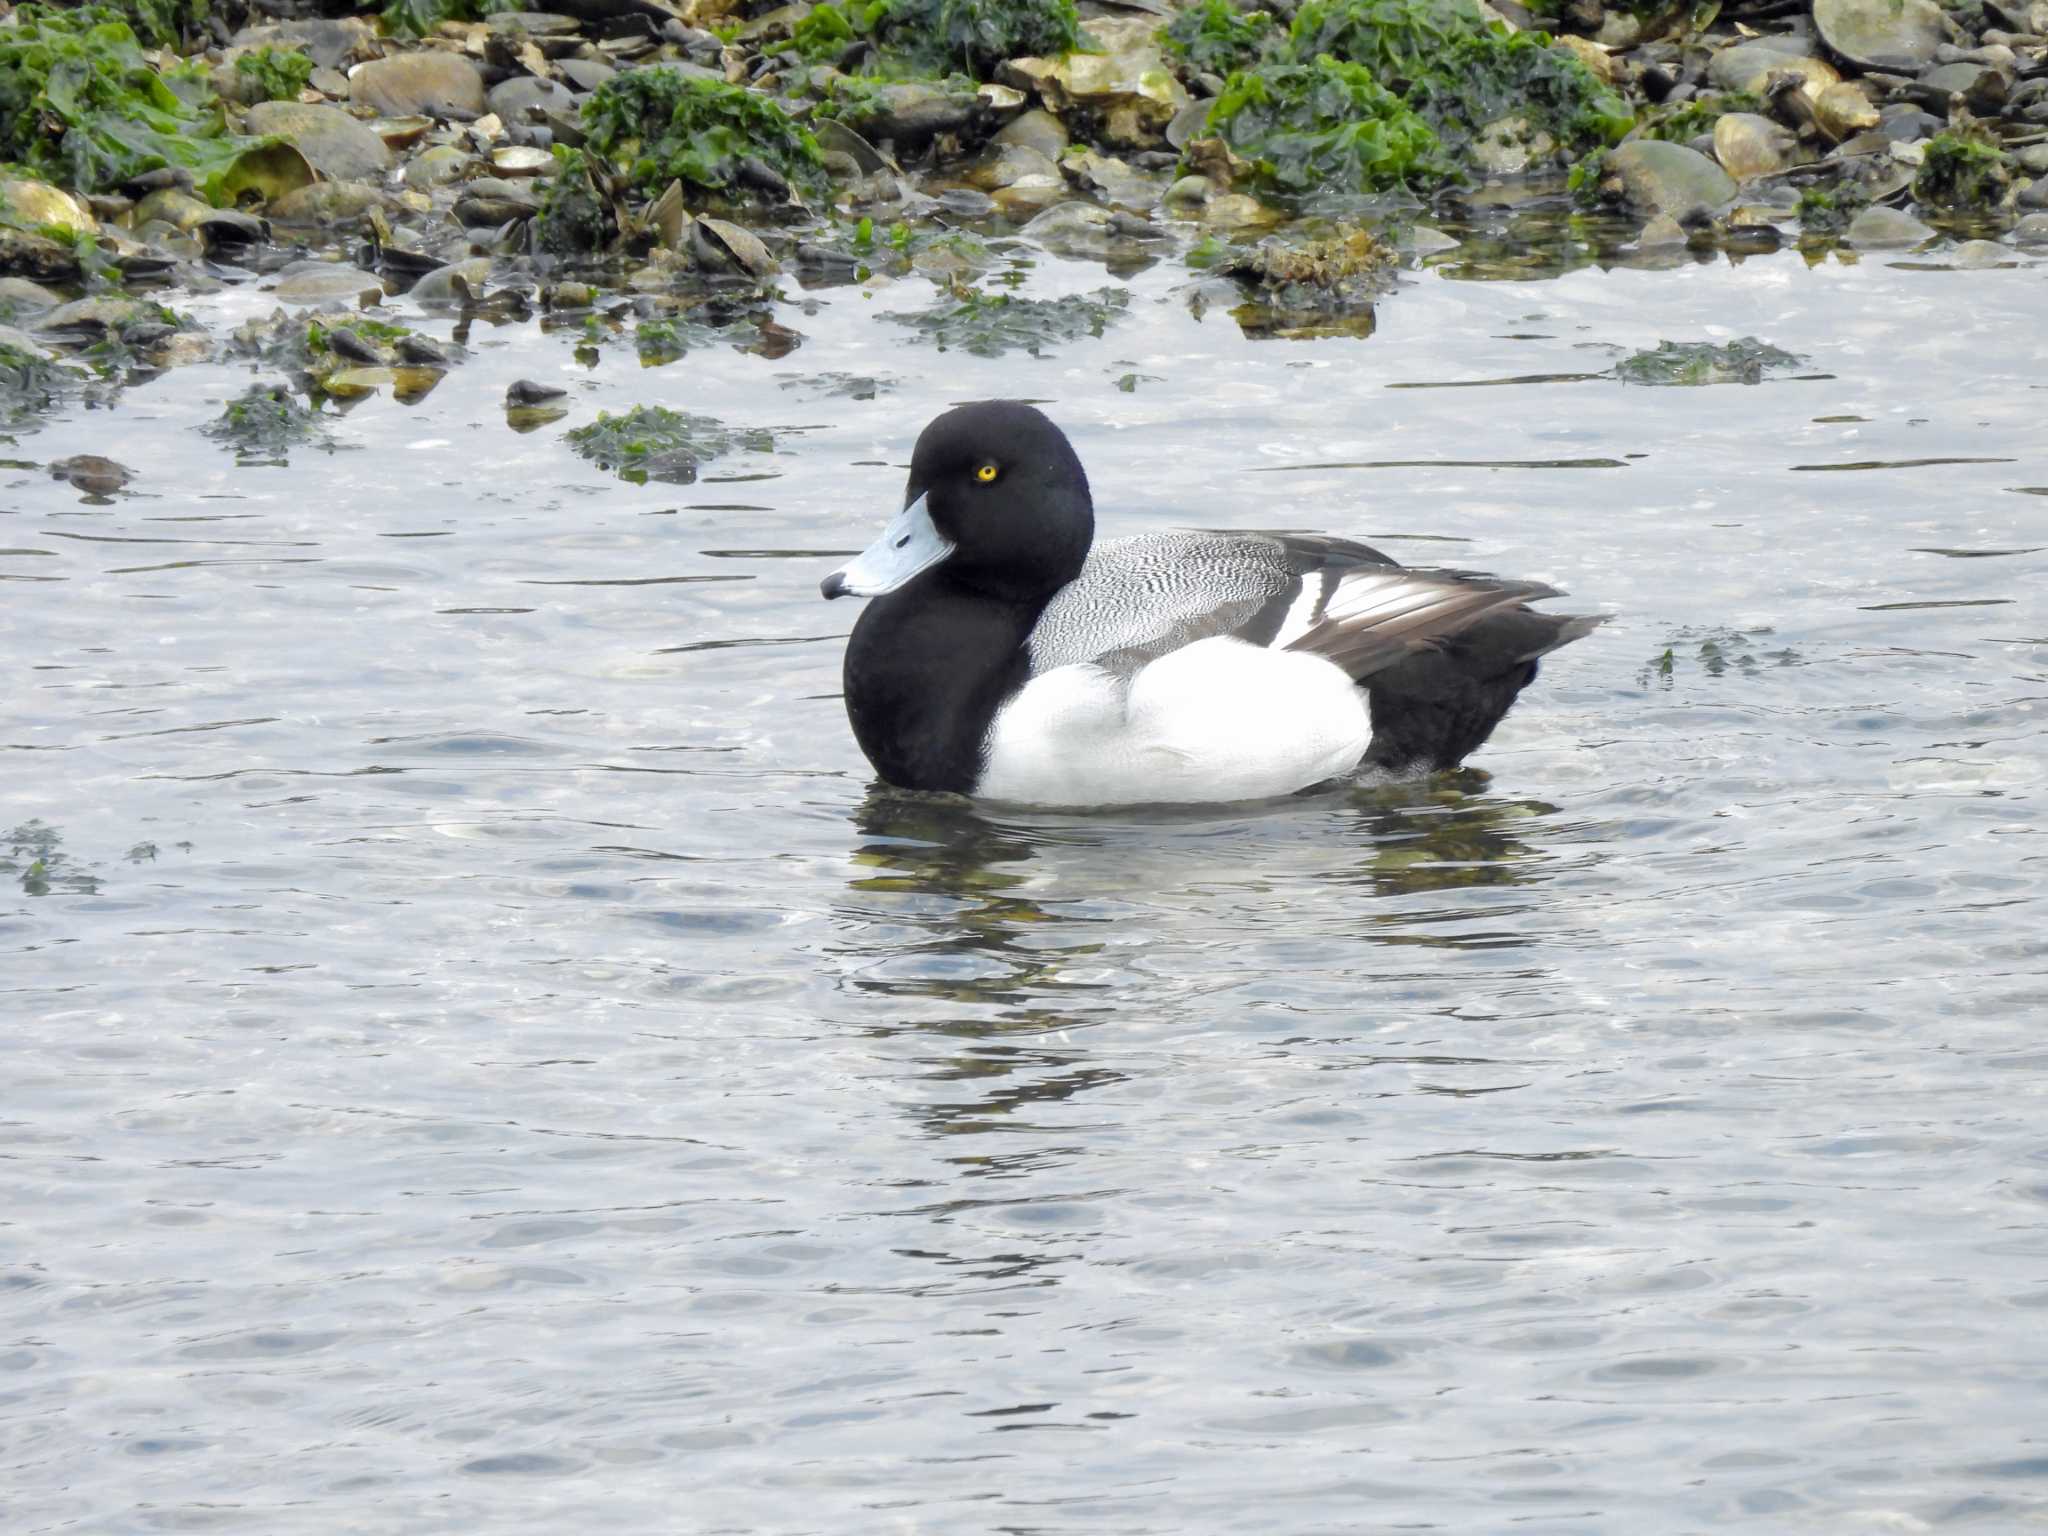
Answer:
top-left (820, 493), bottom-right (955, 600)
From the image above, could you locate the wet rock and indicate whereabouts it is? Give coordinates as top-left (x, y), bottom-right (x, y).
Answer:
top-left (0, 180), bottom-right (97, 236)
top-left (1472, 116), bottom-right (1556, 177)
top-left (1163, 173), bottom-right (1213, 209)
top-left (373, 116), bottom-right (437, 154)
top-left (1639, 212), bottom-right (1689, 246)
top-left (49, 455), bottom-right (133, 496)
top-left (1714, 113), bottom-right (1799, 181)
top-left (1815, 0), bottom-right (1947, 72)
top-left (489, 76), bottom-right (579, 121)
top-left (1814, 81), bottom-right (1881, 141)
top-left (133, 187), bottom-right (213, 233)
top-left (507, 379), bottom-right (566, 406)
top-left (833, 81), bottom-right (983, 148)
top-left (0, 278), bottom-right (65, 316)
top-left (405, 145), bottom-right (475, 191)
top-left (1005, 17), bottom-right (1190, 150)
top-left (2011, 211), bottom-right (2048, 242)
top-left (1709, 43), bottom-right (1839, 98)
top-left (2019, 144), bottom-right (2048, 175)
top-left (274, 260), bottom-right (381, 304)
top-left (1843, 203), bottom-right (1935, 245)
top-left (0, 229), bottom-right (85, 283)
top-left (197, 210), bottom-right (270, 255)
top-left (967, 142), bottom-right (1058, 193)
top-left (454, 178), bottom-right (542, 227)
top-left (1951, 238), bottom-right (2011, 266)
top-left (233, 17), bottom-right (377, 70)
top-left (1914, 60), bottom-right (2013, 113)
top-left (244, 101), bottom-right (393, 183)
top-left (558, 58), bottom-right (616, 93)
top-left (350, 52), bottom-right (487, 121)
top-left (268, 182), bottom-right (399, 227)
top-left (993, 108), bottom-right (1069, 160)
top-left (989, 173), bottom-right (1068, 219)
top-left (1061, 148), bottom-right (1166, 210)
top-left (408, 257), bottom-right (493, 305)
top-left (1020, 201), bottom-right (1122, 259)
top-left (491, 146), bottom-right (555, 177)
top-left (1602, 141), bottom-right (1738, 218)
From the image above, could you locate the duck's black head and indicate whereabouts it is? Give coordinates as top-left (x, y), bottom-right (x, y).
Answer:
top-left (820, 401), bottom-right (1094, 605)
top-left (907, 401), bottom-right (1094, 601)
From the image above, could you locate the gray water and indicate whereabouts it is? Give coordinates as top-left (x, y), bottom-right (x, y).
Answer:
top-left (4, 241), bottom-right (2047, 1533)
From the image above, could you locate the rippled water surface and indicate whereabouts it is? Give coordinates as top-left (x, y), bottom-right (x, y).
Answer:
top-left (5, 244), bottom-right (2047, 1532)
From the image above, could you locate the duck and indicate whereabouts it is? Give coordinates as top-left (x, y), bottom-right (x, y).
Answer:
top-left (820, 401), bottom-right (1601, 808)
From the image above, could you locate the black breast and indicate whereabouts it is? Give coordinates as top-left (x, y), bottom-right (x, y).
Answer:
top-left (841, 575), bottom-right (1038, 794)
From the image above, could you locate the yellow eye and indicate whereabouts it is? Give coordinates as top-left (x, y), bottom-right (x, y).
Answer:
top-left (975, 462), bottom-right (1000, 484)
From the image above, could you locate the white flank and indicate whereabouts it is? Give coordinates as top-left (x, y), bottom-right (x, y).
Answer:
top-left (976, 637), bottom-right (1371, 808)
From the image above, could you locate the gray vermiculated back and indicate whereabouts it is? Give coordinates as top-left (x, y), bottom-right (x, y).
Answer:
top-left (1026, 533), bottom-right (1299, 676)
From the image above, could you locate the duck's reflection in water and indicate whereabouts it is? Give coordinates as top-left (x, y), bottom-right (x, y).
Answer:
top-left (830, 777), bottom-right (1567, 1107)
top-left (823, 778), bottom-right (1575, 1289)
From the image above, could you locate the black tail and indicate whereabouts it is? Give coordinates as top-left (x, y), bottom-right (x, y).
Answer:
top-left (1363, 608), bottom-right (1604, 772)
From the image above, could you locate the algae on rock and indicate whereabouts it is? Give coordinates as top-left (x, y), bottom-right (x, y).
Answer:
top-left (582, 70), bottom-right (827, 204)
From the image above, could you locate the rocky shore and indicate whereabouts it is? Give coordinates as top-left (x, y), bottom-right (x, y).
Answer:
top-left (1, 0), bottom-right (2040, 476)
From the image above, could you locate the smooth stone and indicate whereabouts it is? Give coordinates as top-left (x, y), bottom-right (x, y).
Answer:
top-left (834, 81), bottom-right (981, 147)
top-left (132, 188), bottom-right (213, 231)
top-left (1603, 140), bottom-right (1738, 217)
top-left (1917, 60), bottom-right (2012, 111)
top-left (1163, 173), bottom-right (1212, 208)
top-left (231, 17), bottom-right (376, 69)
top-left (268, 182), bottom-right (397, 225)
top-left (1815, 0), bottom-right (1946, 71)
top-left (1404, 223), bottom-right (1460, 253)
top-left (488, 76), bottom-right (578, 121)
top-left (557, 58), bottom-right (615, 92)
top-left (966, 143), bottom-right (1056, 192)
top-left (1843, 204), bottom-right (1935, 245)
top-left (49, 455), bottom-right (133, 495)
top-left (1814, 81), bottom-right (1881, 140)
top-left (244, 101), bottom-right (393, 182)
top-left (1060, 148), bottom-right (1164, 210)
top-left (988, 173), bottom-right (1067, 218)
top-left (405, 144), bottom-right (474, 190)
top-left (1709, 42), bottom-right (1840, 96)
top-left (408, 257), bottom-right (492, 305)
top-left (0, 278), bottom-right (65, 315)
top-left (1638, 213), bottom-right (1690, 246)
top-left (2010, 211), bottom-right (2048, 242)
top-left (1951, 238), bottom-right (2010, 266)
top-left (1714, 113), bottom-right (1797, 181)
top-left (992, 107), bottom-right (1068, 160)
top-left (272, 259), bottom-right (382, 303)
top-left (0, 179), bottom-right (96, 235)
top-left (349, 52), bottom-right (487, 120)
top-left (2017, 143), bottom-right (2048, 175)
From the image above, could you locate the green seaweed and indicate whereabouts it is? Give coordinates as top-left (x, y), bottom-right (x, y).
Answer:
top-left (204, 383), bottom-right (330, 464)
top-left (1162, 0), bottom-right (1281, 75)
top-left (1193, 0), bottom-right (1627, 192)
top-left (1206, 56), bottom-right (1448, 195)
top-left (534, 146), bottom-right (613, 254)
top-left (884, 285), bottom-right (1130, 357)
top-left (0, 5), bottom-right (276, 204)
top-left (1639, 91), bottom-right (1759, 143)
top-left (1285, 0), bottom-right (1491, 87)
top-left (381, 0), bottom-right (517, 37)
top-left (1401, 29), bottom-right (1631, 162)
top-left (2, 819), bottom-right (102, 896)
top-left (100, 0), bottom-right (209, 49)
top-left (566, 405), bottom-right (774, 484)
top-left (581, 69), bottom-right (826, 203)
top-left (1913, 129), bottom-right (2011, 212)
top-left (0, 339), bottom-right (84, 423)
top-left (235, 47), bottom-right (315, 103)
top-left (1613, 337), bottom-right (1805, 386)
top-left (788, 0), bottom-right (1080, 78)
